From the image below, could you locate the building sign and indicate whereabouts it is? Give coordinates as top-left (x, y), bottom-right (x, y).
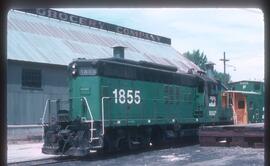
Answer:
top-left (17, 8), bottom-right (171, 45)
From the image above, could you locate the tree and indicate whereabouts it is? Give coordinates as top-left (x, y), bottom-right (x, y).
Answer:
top-left (183, 49), bottom-right (231, 85)
top-left (213, 70), bottom-right (231, 86)
top-left (183, 49), bottom-right (208, 70)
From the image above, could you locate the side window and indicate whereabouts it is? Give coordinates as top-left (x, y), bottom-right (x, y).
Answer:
top-left (198, 82), bottom-right (204, 93)
top-left (254, 83), bottom-right (260, 91)
top-left (238, 100), bottom-right (245, 109)
top-left (22, 68), bottom-right (42, 89)
top-left (208, 84), bottom-right (212, 95)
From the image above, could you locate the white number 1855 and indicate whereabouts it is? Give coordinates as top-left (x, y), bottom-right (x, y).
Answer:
top-left (112, 89), bottom-right (141, 104)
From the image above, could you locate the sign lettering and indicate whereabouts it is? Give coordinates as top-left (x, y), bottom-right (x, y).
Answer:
top-left (17, 8), bottom-right (171, 45)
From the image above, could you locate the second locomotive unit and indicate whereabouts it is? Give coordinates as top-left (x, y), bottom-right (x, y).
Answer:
top-left (42, 58), bottom-right (233, 156)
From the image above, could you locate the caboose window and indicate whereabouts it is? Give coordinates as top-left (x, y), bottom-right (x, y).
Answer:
top-left (238, 100), bottom-right (245, 109)
top-left (254, 83), bottom-right (260, 91)
top-left (21, 68), bottom-right (42, 88)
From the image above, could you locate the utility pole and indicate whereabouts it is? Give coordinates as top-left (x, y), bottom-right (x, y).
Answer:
top-left (220, 52), bottom-right (230, 74)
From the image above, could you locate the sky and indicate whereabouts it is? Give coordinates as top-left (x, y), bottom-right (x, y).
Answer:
top-left (57, 8), bottom-right (264, 82)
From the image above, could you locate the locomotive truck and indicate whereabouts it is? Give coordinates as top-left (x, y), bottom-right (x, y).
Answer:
top-left (41, 58), bottom-right (233, 156)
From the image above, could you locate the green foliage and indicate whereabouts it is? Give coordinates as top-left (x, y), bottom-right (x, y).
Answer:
top-left (183, 49), bottom-right (231, 85)
top-left (183, 50), bottom-right (208, 70)
top-left (213, 70), bottom-right (231, 86)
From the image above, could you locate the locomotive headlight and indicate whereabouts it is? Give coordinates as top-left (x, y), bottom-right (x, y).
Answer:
top-left (71, 69), bottom-right (78, 76)
top-left (72, 63), bottom-right (77, 69)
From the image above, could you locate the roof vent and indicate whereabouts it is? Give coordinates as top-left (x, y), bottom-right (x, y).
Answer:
top-left (112, 45), bottom-right (126, 59)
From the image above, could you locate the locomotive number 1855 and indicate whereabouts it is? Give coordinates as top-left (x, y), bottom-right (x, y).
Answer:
top-left (112, 89), bottom-right (141, 104)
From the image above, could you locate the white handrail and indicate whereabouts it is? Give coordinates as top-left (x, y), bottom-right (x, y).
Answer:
top-left (82, 97), bottom-right (94, 143)
top-left (41, 97), bottom-right (95, 143)
top-left (41, 99), bottom-right (57, 141)
top-left (41, 99), bottom-right (50, 126)
top-left (82, 97), bottom-right (94, 121)
top-left (101, 97), bottom-right (110, 136)
top-left (41, 99), bottom-right (58, 126)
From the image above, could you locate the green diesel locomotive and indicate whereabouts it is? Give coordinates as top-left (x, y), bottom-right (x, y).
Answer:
top-left (42, 58), bottom-right (233, 156)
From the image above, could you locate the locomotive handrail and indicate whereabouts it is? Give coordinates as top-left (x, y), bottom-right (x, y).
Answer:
top-left (41, 99), bottom-right (58, 141)
top-left (81, 97), bottom-right (95, 143)
top-left (82, 97), bottom-right (94, 121)
top-left (42, 99), bottom-right (58, 126)
top-left (41, 97), bottom-right (95, 142)
top-left (41, 99), bottom-right (49, 126)
top-left (101, 97), bottom-right (110, 136)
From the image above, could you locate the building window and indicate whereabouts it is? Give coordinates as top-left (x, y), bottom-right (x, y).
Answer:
top-left (22, 69), bottom-right (42, 88)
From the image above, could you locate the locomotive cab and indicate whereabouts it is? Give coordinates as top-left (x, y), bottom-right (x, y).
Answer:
top-left (42, 60), bottom-right (104, 156)
top-left (195, 77), bottom-right (233, 125)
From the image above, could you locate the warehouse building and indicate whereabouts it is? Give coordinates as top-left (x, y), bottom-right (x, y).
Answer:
top-left (7, 8), bottom-right (201, 125)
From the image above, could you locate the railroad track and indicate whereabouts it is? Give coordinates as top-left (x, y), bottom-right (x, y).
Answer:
top-left (8, 139), bottom-right (198, 166)
top-left (8, 156), bottom-right (78, 166)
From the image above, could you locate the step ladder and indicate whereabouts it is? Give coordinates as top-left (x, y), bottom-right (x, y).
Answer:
top-left (89, 123), bottom-right (103, 149)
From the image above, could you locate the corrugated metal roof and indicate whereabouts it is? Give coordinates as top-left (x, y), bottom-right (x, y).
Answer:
top-left (7, 10), bottom-right (201, 73)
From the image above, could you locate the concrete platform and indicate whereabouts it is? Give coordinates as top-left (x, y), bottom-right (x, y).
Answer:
top-left (8, 142), bottom-right (57, 163)
top-left (8, 125), bottom-right (43, 143)
top-left (199, 123), bottom-right (264, 148)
